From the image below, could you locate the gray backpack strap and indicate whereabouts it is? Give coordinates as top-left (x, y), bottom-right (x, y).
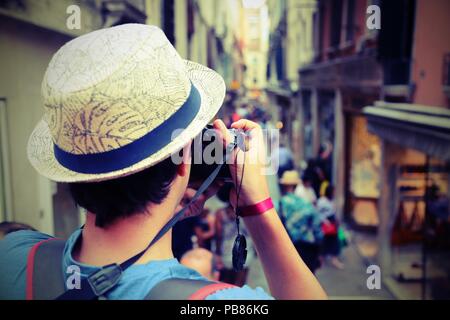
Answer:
top-left (145, 278), bottom-right (236, 300)
top-left (26, 239), bottom-right (66, 300)
top-left (27, 239), bottom-right (236, 300)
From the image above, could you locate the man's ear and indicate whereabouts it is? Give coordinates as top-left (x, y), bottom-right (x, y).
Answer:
top-left (177, 162), bottom-right (187, 177)
top-left (177, 141), bottom-right (192, 177)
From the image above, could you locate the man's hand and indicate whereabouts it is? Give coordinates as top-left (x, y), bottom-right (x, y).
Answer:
top-left (213, 119), bottom-right (270, 207)
top-left (213, 119), bottom-right (328, 300)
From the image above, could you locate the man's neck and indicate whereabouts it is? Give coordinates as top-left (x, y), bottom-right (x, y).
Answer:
top-left (73, 209), bottom-right (175, 267)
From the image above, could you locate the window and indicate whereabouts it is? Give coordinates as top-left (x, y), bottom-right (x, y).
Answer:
top-left (330, 0), bottom-right (343, 48)
top-left (444, 53), bottom-right (450, 87)
top-left (379, 0), bottom-right (416, 85)
top-left (345, 0), bottom-right (356, 42)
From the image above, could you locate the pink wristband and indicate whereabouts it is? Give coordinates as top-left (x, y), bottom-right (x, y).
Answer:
top-left (238, 198), bottom-right (274, 217)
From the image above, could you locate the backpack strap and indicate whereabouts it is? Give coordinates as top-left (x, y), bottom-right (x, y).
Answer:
top-left (26, 238), bottom-right (66, 300)
top-left (26, 238), bottom-right (236, 300)
top-left (145, 278), bottom-right (236, 300)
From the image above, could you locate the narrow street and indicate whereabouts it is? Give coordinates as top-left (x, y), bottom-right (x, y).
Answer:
top-left (247, 228), bottom-right (394, 299)
top-left (0, 0), bottom-right (449, 303)
top-left (315, 232), bottom-right (393, 299)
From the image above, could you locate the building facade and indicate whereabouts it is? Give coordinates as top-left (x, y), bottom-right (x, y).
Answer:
top-left (147, 0), bottom-right (246, 90)
top-left (0, 0), bottom-right (147, 238)
top-left (298, 0), bottom-right (382, 228)
top-left (146, 0), bottom-right (246, 120)
top-left (364, 0), bottom-right (450, 299)
top-left (242, 2), bottom-right (269, 93)
top-left (266, 0), bottom-right (317, 158)
top-left (294, 0), bottom-right (450, 299)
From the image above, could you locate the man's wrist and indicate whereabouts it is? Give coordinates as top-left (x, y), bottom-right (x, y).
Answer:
top-left (238, 198), bottom-right (274, 218)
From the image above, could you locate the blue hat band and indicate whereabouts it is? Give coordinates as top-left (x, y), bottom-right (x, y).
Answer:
top-left (54, 84), bottom-right (201, 174)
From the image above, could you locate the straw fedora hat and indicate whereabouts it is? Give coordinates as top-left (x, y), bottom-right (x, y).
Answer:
top-left (27, 24), bottom-right (225, 182)
top-left (279, 170), bottom-right (301, 185)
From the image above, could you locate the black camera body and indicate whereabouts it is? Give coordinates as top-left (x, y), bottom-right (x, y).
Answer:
top-left (189, 125), bottom-right (244, 184)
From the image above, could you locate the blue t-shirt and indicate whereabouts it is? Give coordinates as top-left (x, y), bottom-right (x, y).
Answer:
top-left (0, 229), bottom-right (272, 300)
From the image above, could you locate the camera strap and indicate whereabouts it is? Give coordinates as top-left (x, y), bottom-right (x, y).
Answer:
top-left (56, 141), bottom-right (238, 300)
top-left (231, 145), bottom-right (247, 272)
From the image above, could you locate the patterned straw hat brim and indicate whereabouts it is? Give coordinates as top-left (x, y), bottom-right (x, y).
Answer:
top-left (27, 60), bottom-right (225, 183)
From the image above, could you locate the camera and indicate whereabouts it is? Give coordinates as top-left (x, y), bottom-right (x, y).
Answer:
top-left (188, 124), bottom-right (247, 185)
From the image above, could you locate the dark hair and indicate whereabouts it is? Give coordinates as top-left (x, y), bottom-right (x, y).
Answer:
top-left (301, 172), bottom-right (312, 183)
top-left (325, 185), bottom-right (334, 200)
top-left (69, 157), bottom-right (179, 228)
top-left (319, 144), bottom-right (326, 156)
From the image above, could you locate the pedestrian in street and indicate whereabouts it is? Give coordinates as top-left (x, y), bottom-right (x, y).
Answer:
top-left (295, 173), bottom-right (318, 205)
top-left (317, 185), bottom-right (345, 269)
top-left (193, 208), bottom-right (215, 251)
top-left (279, 171), bottom-right (323, 274)
top-left (317, 142), bottom-right (333, 183)
top-left (304, 159), bottom-right (325, 196)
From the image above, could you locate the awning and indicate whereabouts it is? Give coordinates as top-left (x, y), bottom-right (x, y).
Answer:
top-left (265, 85), bottom-right (294, 99)
top-left (364, 102), bottom-right (450, 161)
top-left (298, 55), bottom-right (382, 90)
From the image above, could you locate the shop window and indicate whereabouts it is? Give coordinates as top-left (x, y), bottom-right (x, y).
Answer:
top-left (390, 153), bottom-right (450, 299)
top-left (349, 115), bottom-right (381, 228)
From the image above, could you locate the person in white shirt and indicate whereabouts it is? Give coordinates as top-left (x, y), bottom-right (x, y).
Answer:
top-left (295, 174), bottom-right (317, 205)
